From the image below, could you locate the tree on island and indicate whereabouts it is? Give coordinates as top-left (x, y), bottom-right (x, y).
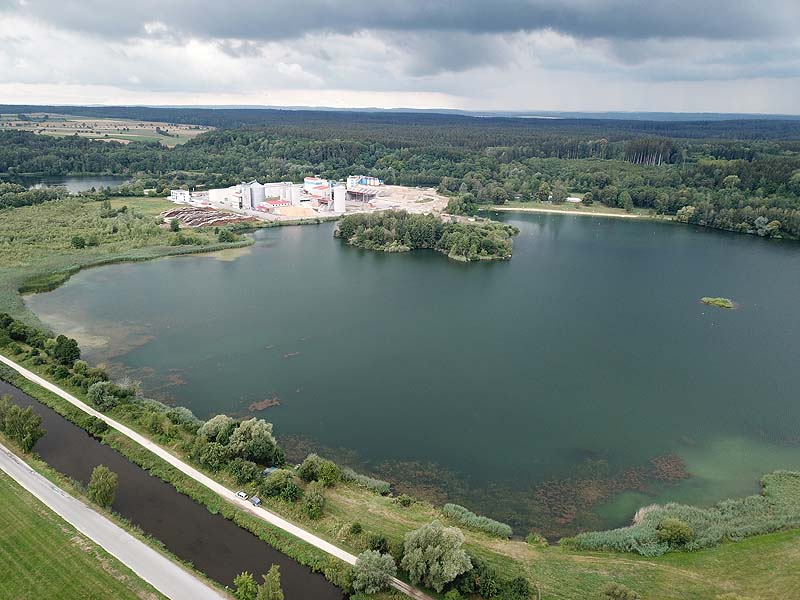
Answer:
top-left (88, 465), bottom-right (118, 507)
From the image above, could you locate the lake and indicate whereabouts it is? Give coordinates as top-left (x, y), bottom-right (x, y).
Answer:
top-left (6, 175), bottom-right (130, 193)
top-left (25, 213), bottom-right (800, 536)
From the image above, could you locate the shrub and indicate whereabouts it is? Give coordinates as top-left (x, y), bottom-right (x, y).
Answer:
top-left (395, 494), bottom-right (414, 507)
top-left (317, 460), bottom-right (341, 487)
top-left (0, 397), bottom-right (45, 452)
top-left (368, 533), bottom-right (390, 554)
top-left (227, 458), bottom-right (261, 485)
top-left (656, 518), bottom-right (694, 547)
top-left (87, 381), bottom-right (133, 411)
top-left (88, 465), bottom-right (118, 507)
top-left (198, 414), bottom-right (236, 444)
top-left (341, 467), bottom-right (391, 495)
top-left (498, 577), bottom-right (533, 600)
top-left (349, 522), bottom-right (363, 535)
top-left (197, 441), bottom-right (230, 471)
top-left (352, 550), bottom-right (397, 594)
top-left (526, 531), bottom-right (548, 547)
top-left (166, 406), bottom-right (202, 429)
top-left (51, 334), bottom-right (80, 365)
top-left (228, 417), bottom-right (281, 466)
top-left (401, 521), bottom-right (472, 592)
top-left (262, 469), bottom-right (302, 502)
top-left (303, 481), bottom-right (325, 519)
top-left (234, 571), bottom-right (258, 600)
top-left (571, 471), bottom-right (800, 556)
top-left (603, 582), bottom-right (641, 600)
top-left (453, 557), bottom-right (500, 598)
top-left (442, 503), bottom-right (513, 538)
top-left (82, 415), bottom-right (109, 437)
top-left (218, 229), bottom-right (236, 243)
top-left (298, 453), bottom-right (324, 482)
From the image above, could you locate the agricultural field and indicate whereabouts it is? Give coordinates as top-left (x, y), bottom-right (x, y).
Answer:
top-left (0, 112), bottom-right (211, 146)
top-left (0, 471), bottom-right (163, 599)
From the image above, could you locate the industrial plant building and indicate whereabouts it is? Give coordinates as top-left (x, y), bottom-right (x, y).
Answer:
top-left (170, 174), bottom-right (383, 218)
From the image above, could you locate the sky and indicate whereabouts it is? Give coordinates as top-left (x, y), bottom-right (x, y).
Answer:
top-left (1, 0), bottom-right (799, 114)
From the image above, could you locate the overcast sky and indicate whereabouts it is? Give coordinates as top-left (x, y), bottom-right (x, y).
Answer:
top-left (1, 0), bottom-right (799, 113)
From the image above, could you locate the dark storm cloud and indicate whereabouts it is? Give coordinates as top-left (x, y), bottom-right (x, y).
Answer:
top-left (3, 0), bottom-right (797, 42)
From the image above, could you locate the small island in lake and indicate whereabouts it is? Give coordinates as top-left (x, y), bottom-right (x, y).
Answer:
top-left (334, 210), bottom-right (518, 262)
top-left (701, 297), bottom-right (736, 309)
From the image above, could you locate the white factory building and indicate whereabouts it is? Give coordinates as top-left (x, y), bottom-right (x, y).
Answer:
top-left (170, 189), bottom-right (210, 204)
top-left (170, 174), bottom-right (382, 217)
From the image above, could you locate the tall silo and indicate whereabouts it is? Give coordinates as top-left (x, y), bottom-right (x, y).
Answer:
top-left (333, 185), bottom-right (346, 213)
top-left (251, 182), bottom-right (265, 206)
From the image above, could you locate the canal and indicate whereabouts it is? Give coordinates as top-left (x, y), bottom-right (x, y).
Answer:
top-left (0, 380), bottom-right (342, 599)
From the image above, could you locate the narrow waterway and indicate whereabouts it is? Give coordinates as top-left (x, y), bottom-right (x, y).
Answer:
top-left (0, 380), bottom-right (342, 600)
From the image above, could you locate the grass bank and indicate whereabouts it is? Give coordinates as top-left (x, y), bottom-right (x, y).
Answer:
top-left (0, 197), bottom-right (252, 324)
top-left (0, 417), bottom-right (231, 598)
top-left (0, 464), bottom-right (165, 599)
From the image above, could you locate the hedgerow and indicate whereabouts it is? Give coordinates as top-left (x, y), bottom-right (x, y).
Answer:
top-left (442, 503), bottom-right (513, 538)
top-left (341, 467), bottom-right (391, 495)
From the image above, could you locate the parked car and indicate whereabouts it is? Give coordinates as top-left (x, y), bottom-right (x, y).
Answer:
top-left (236, 491), bottom-right (249, 500)
top-left (250, 496), bottom-right (262, 507)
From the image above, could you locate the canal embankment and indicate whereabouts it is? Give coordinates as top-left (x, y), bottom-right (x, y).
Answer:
top-left (0, 378), bottom-right (342, 599)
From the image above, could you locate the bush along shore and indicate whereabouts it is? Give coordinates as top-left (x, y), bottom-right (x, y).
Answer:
top-left (2, 310), bottom-right (800, 599)
top-left (334, 211), bottom-right (518, 262)
top-left (565, 471), bottom-right (800, 556)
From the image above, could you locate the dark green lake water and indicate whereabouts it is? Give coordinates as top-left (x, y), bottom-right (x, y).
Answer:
top-left (26, 213), bottom-right (800, 535)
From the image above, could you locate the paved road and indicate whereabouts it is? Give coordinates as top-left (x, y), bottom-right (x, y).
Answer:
top-left (0, 441), bottom-right (227, 600)
top-left (0, 353), bottom-right (432, 600)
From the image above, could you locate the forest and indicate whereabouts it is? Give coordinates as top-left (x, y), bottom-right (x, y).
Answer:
top-left (335, 211), bottom-right (518, 261)
top-left (2, 106), bottom-right (800, 238)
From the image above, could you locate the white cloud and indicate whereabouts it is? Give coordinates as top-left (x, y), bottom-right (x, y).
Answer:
top-left (0, 3), bottom-right (799, 113)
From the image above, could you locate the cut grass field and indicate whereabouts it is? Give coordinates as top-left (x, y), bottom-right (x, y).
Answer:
top-left (0, 113), bottom-right (211, 147)
top-left (0, 471), bottom-right (164, 600)
top-left (110, 196), bottom-right (177, 216)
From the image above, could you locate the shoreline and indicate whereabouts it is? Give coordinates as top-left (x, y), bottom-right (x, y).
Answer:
top-left (483, 205), bottom-right (652, 219)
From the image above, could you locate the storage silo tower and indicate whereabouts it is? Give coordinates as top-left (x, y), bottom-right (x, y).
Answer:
top-left (333, 184), bottom-right (346, 213)
top-left (251, 182), bottom-right (266, 206)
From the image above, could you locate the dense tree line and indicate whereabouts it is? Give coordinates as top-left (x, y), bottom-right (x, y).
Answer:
top-left (335, 211), bottom-right (518, 261)
top-left (5, 104), bottom-right (800, 140)
top-left (3, 108), bottom-right (800, 238)
top-left (0, 181), bottom-right (67, 209)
